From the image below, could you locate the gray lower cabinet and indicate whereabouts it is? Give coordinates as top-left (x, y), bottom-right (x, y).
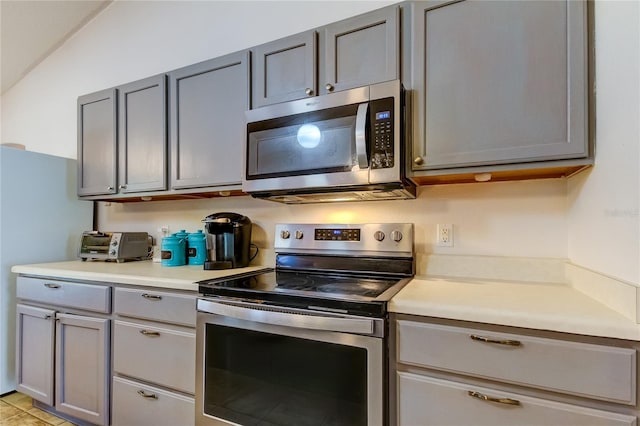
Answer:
top-left (398, 373), bottom-right (636, 426)
top-left (112, 376), bottom-right (194, 426)
top-left (77, 88), bottom-right (117, 196)
top-left (55, 313), bottom-right (110, 426)
top-left (391, 315), bottom-right (639, 426)
top-left (169, 51), bottom-right (249, 190)
top-left (111, 287), bottom-right (196, 426)
top-left (251, 5), bottom-right (399, 108)
top-left (15, 277), bottom-right (111, 426)
top-left (15, 304), bottom-right (55, 405)
top-left (408, 0), bottom-right (590, 181)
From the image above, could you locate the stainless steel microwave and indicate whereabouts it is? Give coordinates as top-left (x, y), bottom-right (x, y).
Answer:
top-left (243, 80), bottom-right (415, 204)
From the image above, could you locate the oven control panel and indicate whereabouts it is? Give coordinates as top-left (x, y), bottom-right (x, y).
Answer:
top-left (314, 228), bottom-right (361, 241)
top-left (275, 223), bottom-right (413, 255)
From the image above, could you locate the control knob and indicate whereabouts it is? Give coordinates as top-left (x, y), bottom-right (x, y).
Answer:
top-left (109, 250), bottom-right (116, 255)
top-left (391, 230), bottom-right (403, 242)
top-left (295, 230), bottom-right (304, 240)
top-left (280, 230), bottom-right (290, 240)
top-left (373, 231), bottom-right (385, 242)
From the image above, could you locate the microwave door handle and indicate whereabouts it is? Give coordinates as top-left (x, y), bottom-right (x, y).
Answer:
top-left (355, 103), bottom-right (369, 169)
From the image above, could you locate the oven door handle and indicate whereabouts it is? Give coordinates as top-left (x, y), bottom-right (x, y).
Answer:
top-left (198, 299), bottom-right (374, 335)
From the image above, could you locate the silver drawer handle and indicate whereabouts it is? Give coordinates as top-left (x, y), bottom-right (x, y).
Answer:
top-left (44, 283), bottom-right (61, 289)
top-left (468, 391), bottom-right (520, 406)
top-left (470, 334), bottom-right (521, 347)
top-left (141, 293), bottom-right (162, 301)
top-left (137, 390), bottom-right (158, 399)
top-left (140, 330), bottom-right (160, 337)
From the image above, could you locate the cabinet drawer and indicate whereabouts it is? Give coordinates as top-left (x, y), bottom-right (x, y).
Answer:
top-left (114, 287), bottom-right (196, 326)
top-left (397, 372), bottom-right (636, 426)
top-left (113, 320), bottom-right (195, 394)
top-left (112, 376), bottom-right (194, 426)
top-left (17, 276), bottom-right (110, 313)
top-left (397, 320), bottom-right (636, 405)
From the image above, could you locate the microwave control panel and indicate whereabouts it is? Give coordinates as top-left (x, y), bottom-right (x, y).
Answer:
top-left (370, 97), bottom-right (394, 169)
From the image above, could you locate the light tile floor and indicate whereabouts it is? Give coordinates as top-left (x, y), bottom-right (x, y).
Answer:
top-left (0, 392), bottom-right (75, 426)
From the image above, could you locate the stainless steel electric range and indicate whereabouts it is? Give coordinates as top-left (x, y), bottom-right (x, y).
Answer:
top-left (196, 223), bottom-right (414, 426)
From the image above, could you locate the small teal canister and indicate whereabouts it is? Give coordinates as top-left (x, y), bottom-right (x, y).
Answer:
top-left (187, 230), bottom-right (207, 266)
top-left (175, 229), bottom-right (189, 259)
top-left (161, 234), bottom-right (186, 266)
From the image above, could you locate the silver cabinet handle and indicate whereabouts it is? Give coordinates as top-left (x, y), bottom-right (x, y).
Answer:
top-left (468, 391), bottom-right (520, 406)
top-left (107, 186), bottom-right (114, 190)
top-left (118, 184), bottom-right (127, 190)
top-left (44, 314), bottom-right (53, 320)
top-left (137, 390), bottom-right (158, 399)
top-left (305, 88), bottom-right (313, 96)
top-left (414, 156), bottom-right (424, 165)
top-left (325, 83), bottom-right (334, 92)
top-left (140, 330), bottom-right (160, 337)
top-left (44, 283), bottom-right (61, 289)
top-left (141, 293), bottom-right (162, 301)
top-left (470, 334), bottom-right (522, 347)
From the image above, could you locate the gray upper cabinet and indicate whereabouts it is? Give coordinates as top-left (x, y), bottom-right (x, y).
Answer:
top-left (169, 51), bottom-right (249, 190)
top-left (409, 0), bottom-right (589, 174)
top-left (117, 75), bottom-right (167, 193)
top-left (77, 88), bottom-right (117, 196)
top-left (251, 5), bottom-right (399, 108)
top-left (252, 31), bottom-right (317, 108)
top-left (321, 5), bottom-right (399, 95)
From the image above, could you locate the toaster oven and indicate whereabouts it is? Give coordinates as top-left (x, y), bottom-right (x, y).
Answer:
top-left (79, 231), bottom-right (150, 262)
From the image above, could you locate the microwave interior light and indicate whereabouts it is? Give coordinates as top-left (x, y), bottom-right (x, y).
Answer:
top-left (297, 124), bottom-right (321, 148)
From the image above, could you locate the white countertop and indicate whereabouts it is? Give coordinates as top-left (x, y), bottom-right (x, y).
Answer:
top-left (390, 276), bottom-right (640, 341)
top-left (13, 258), bottom-right (640, 341)
top-left (11, 260), bottom-right (272, 292)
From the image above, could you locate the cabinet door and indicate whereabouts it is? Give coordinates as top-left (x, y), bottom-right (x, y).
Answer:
top-left (322, 6), bottom-right (399, 95)
top-left (410, 0), bottom-right (588, 170)
top-left (112, 376), bottom-right (194, 426)
top-left (252, 31), bottom-right (317, 108)
top-left (397, 372), bottom-right (636, 426)
top-left (113, 320), bottom-right (195, 394)
top-left (118, 74), bottom-right (167, 193)
top-left (15, 304), bottom-right (55, 406)
top-left (169, 51), bottom-right (249, 190)
top-left (77, 88), bottom-right (117, 196)
top-left (55, 313), bottom-right (109, 426)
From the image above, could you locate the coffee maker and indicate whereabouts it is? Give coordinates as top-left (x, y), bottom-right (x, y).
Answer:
top-left (202, 212), bottom-right (254, 270)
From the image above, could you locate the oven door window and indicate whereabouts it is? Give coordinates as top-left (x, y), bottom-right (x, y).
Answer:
top-left (204, 323), bottom-right (367, 426)
top-left (246, 104), bottom-right (364, 180)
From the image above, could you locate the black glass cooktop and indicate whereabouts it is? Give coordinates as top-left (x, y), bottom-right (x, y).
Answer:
top-left (198, 269), bottom-right (411, 317)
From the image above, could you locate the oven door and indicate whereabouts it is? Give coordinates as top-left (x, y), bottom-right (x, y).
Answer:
top-left (196, 298), bottom-right (385, 426)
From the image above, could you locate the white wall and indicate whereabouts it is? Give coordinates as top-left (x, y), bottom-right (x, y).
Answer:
top-left (1, 1), bottom-right (638, 284)
top-left (1, 0), bottom-right (397, 158)
top-left (567, 0), bottom-right (640, 284)
top-left (96, 179), bottom-right (569, 270)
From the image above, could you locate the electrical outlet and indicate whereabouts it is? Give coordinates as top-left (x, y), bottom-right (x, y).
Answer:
top-left (436, 224), bottom-right (454, 247)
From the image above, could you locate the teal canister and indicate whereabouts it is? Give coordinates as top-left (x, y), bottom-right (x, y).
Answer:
top-left (161, 234), bottom-right (186, 266)
top-left (187, 230), bottom-right (207, 266)
top-left (175, 229), bottom-right (190, 259)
